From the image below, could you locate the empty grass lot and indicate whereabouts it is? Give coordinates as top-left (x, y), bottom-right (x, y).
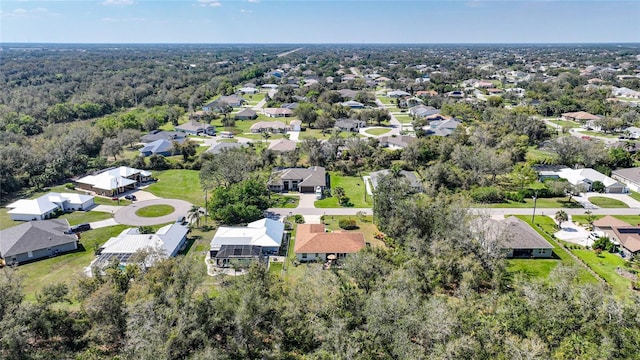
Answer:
top-left (507, 215), bottom-right (596, 284)
top-left (547, 119), bottom-right (581, 129)
top-left (588, 196), bottom-right (629, 208)
top-left (394, 114), bottom-right (413, 123)
top-left (135, 204), bottom-right (175, 217)
top-left (59, 211), bottom-right (112, 225)
top-left (314, 173), bottom-right (372, 208)
top-left (145, 169), bottom-right (204, 206)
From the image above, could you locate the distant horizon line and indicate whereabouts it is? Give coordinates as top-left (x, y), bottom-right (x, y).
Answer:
top-left (1, 42), bottom-right (639, 46)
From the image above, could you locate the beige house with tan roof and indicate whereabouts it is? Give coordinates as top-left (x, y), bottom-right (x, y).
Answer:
top-left (294, 224), bottom-right (365, 262)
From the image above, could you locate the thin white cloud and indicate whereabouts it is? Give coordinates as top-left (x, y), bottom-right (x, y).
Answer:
top-left (101, 0), bottom-right (134, 6)
top-left (101, 16), bottom-right (145, 22)
top-left (240, 8), bottom-right (252, 13)
top-left (1, 7), bottom-right (58, 18)
top-left (247, 0), bottom-right (259, 3)
top-left (198, 0), bottom-right (222, 7)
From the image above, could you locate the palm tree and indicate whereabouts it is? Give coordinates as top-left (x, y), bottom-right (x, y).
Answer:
top-left (555, 210), bottom-right (568, 229)
top-left (187, 205), bottom-right (201, 229)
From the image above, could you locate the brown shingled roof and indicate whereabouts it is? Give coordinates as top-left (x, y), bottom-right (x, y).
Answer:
top-left (294, 224), bottom-right (365, 254)
top-left (611, 227), bottom-right (640, 253)
top-left (593, 215), bottom-right (631, 229)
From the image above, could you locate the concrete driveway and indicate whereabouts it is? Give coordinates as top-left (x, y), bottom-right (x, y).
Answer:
top-left (297, 194), bottom-right (317, 209)
top-left (114, 199), bottom-right (193, 226)
top-left (553, 215), bottom-right (592, 246)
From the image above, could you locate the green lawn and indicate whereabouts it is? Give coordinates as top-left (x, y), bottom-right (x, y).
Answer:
top-left (16, 225), bottom-right (130, 301)
top-left (314, 173), bottom-right (372, 208)
top-left (0, 209), bottom-right (20, 230)
top-left (145, 169), bottom-right (204, 206)
top-left (629, 191), bottom-right (640, 202)
top-left (588, 196), bottom-right (629, 208)
top-left (135, 204), bottom-right (175, 217)
top-left (548, 119), bottom-right (581, 129)
top-left (394, 114), bottom-right (413, 123)
top-left (377, 96), bottom-right (394, 105)
top-left (525, 147), bottom-right (557, 163)
top-left (580, 130), bottom-right (619, 139)
top-left (364, 128), bottom-right (392, 136)
top-left (508, 215), bottom-right (596, 284)
top-left (484, 197), bottom-right (582, 208)
top-left (271, 195), bottom-right (299, 208)
top-left (59, 211), bottom-right (112, 225)
top-left (568, 249), bottom-right (633, 298)
top-left (323, 215), bottom-right (385, 248)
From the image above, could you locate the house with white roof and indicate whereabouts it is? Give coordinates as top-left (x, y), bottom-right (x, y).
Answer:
top-left (6, 192), bottom-right (95, 221)
top-left (75, 166), bottom-right (152, 196)
top-left (556, 168), bottom-right (626, 193)
top-left (87, 223), bottom-right (188, 276)
top-left (209, 218), bottom-right (284, 268)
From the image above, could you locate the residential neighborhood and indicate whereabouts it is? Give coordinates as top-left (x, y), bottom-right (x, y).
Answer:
top-left (1, 41), bottom-right (640, 358)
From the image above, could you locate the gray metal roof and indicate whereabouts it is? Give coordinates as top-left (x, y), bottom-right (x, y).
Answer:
top-left (0, 219), bottom-right (76, 257)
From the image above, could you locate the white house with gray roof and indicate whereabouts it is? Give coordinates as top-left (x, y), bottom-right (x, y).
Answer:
top-left (88, 223), bottom-right (188, 276)
top-left (7, 193), bottom-right (94, 221)
top-left (268, 166), bottom-right (328, 193)
top-left (0, 219), bottom-right (78, 265)
top-left (611, 168), bottom-right (640, 192)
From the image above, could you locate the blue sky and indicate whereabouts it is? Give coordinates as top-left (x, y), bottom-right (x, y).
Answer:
top-left (1, 1), bottom-right (639, 43)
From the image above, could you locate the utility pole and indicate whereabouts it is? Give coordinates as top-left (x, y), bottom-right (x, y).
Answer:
top-left (531, 192), bottom-right (538, 224)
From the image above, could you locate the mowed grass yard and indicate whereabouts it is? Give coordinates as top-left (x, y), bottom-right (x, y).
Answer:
top-left (145, 169), bottom-right (204, 206)
top-left (364, 128), bottom-right (392, 136)
top-left (567, 248), bottom-right (633, 299)
top-left (484, 197), bottom-right (582, 208)
top-left (507, 215), bottom-right (596, 284)
top-left (16, 224), bottom-right (130, 301)
top-left (315, 173), bottom-right (372, 208)
top-left (588, 196), bottom-right (629, 208)
top-left (323, 215), bottom-right (385, 248)
top-left (135, 204), bottom-right (175, 217)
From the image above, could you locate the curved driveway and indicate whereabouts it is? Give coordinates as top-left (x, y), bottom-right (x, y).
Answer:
top-left (114, 199), bottom-right (193, 226)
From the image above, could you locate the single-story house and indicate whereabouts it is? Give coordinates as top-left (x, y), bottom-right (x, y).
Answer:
top-left (238, 87), bottom-right (258, 95)
top-left (294, 224), bottom-right (365, 262)
top-left (409, 105), bottom-right (440, 118)
top-left (281, 103), bottom-right (299, 110)
top-left (205, 142), bottom-right (244, 154)
top-left (7, 192), bottom-right (95, 221)
top-left (139, 139), bottom-right (180, 157)
top-left (338, 89), bottom-right (358, 100)
top-left (268, 138), bottom-right (297, 153)
top-left (0, 219), bottom-right (78, 265)
top-left (175, 120), bottom-right (216, 135)
top-left (378, 135), bottom-right (417, 149)
top-left (209, 218), bottom-right (285, 268)
top-left (561, 111), bottom-right (601, 123)
top-left (612, 87), bottom-right (640, 99)
top-left (250, 121), bottom-right (288, 133)
top-left (263, 108), bottom-right (294, 118)
top-left (610, 226), bottom-right (640, 258)
top-left (268, 166), bottom-right (328, 193)
top-left (289, 119), bottom-right (302, 132)
top-left (593, 216), bottom-right (632, 243)
top-left (88, 223), bottom-right (188, 276)
top-left (556, 168), bottom-right (626, 193)
top-left (211, 245), bottom-right (267, 269)
top-left (446, 90), bottom-right (464, 98)
top-left (341, 100), bottom-right (364, 109)
top-left (501, 216), bottom-right (554, 258)
top-left (611, 168), bottom-right (640, 192)
top-left (387, 90), bottom-right (411, 98)
top-left (424, 119), bottom-right (461, 137)
top-left (486, 88), bottom-right (503, 95)
top-left (234, 108), bottom-right (258, 120)
top-left (369, 170), bottom-right (423, 192)
top-left (75, 166), bottom-right (152, 197)
top-left (140, 130), bottom-right (186, 143)
top-left (218, 95), bottom-right (246, 107)
top-left (416, 90), bottom-right (438, 97)
top-left (335, 118), bottom-right (366, 132)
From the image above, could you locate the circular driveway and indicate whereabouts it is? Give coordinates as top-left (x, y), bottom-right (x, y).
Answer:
top-left (114, 199), bottom-right (193, 226)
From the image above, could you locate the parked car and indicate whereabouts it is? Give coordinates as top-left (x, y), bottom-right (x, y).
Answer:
top-left (64, 223), bottom-right (91, 234)
top-left (124, 194), bottom-right (137, 201)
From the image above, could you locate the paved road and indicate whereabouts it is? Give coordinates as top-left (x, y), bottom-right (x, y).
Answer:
top-left (270, 206), bottom-right (639, 217)
top-left (114, 199), bottom-right (193, 226)
top-left (541, 118), bottom-right (619, 144)
top-left (375, 98), bottom-right (401, 136)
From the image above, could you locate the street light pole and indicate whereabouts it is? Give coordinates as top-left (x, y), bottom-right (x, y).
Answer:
top-left (531, 193), bottom-right (538, 224)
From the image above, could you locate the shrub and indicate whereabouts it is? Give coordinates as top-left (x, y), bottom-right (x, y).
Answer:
top-left (470, 186), bottom-right (504, 203)
top-left (338, 219), bottom-right (357, 230)
top-left (65, 183), bottom-right (75, 190)
top-left (293, 214), bottom-right (305, 224)
top-left (505, 191), bottom-right (525, 203)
